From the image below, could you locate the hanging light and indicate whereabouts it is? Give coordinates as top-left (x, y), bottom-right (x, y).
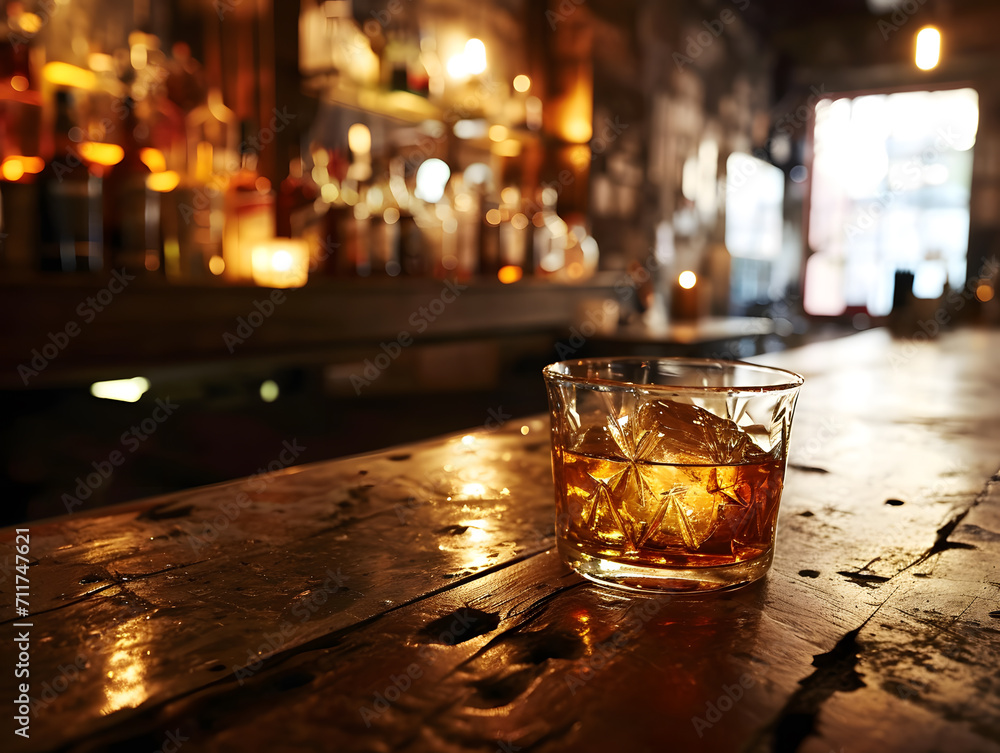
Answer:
top-left (915, 26), bottom-right (941, 70)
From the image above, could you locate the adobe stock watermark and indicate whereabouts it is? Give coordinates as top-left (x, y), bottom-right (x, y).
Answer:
top-left (690, 673), bottom-right (756, 737)
top-left (369, 0), bottom-right (416, 28)
top-left (214, 0), bottom-right (241, 21)
top-left (177, 107), bottom-right (296, 225)
top-left (563, 595), bottom-right (670, 693)
top-left (186, 438), bottom-right (306, 552)
top-left (350, 279), bottom-right (468, 395)
top-left (18, 269), bottom-right (135, 385)
top-left (545, 0), bottom-right (586, 29)
top-left (887, 256), bottom-right (999, 367)
top-left (358, 608), bottom-right (495, 727)
top-left (222, 289), bottom-right (288, 354)
top-left (221, 234), bottom-right (340, 354)
top-left (393, 406), bottom-right (513, 525)
top-left (877, 0), bottom-right (931, 40)
top-left (62, 397), bottom-right (180, 513)
top-left (552, 254), bottom-right (658, 360)
top-left (7, 0), bottom-right (58, 50)
top-left (726, 85), bottom-right (829, 196)
top-left (673, 0), bottom-right (752, 70)
top-left (46, 71), bottom-right (170, 183)
top-left (846, 125), bottom-right (967, 239)
top-left (233, 566), bottom-right (348, 685)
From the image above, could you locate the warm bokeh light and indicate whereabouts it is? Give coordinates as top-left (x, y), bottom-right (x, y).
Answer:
top-left (139, 148), bottom-right (166, 172)
top-left (915, 26), bottom-right (941, 70)
top-left (488, 124), bottom-right (508, 142)
top-left (130, 42), bottom-right (148, 71)
top-left (554, 76), bottom-right (594, 144)
top-left (492, 139), bottom-right (522, 157)
top-left (976, 284), bottom-right (995, 303)
top-left (146, 171), bottom-right (180, 192)
top-left (90, 377), bottom-right (150, 403)
top-left (383, 207), bottom-right (400, 224)
top-left (321, 182), bottom-right (339, 203)
top-left (10, 75), bottom-right (29, 92)
top-left (500, 187), bottom-right (519, 206)
top-left (78, 142), bottom-right (125, 167)
top-left (208, 256), bottom-right (226, 275)
top-left (251, 239), bottom-right (309, 288)
top-left (1, 160), bottom-right (25, 181)
top-left (447, 38), bottom-right (488, 79)
top-left (347, 123), bottom-right (372, 155)
top-left (498, 265), bottom-right (523, 284)
top-left (511, 213), bottom-right (529, 230)
top-left (485, 208), bottom-right (502, 225)
top-left (414, 158), bottom-right (451, 204)
top-left (42, 62), bottom-right (97, 89)
top-left (88, 53), bottom-right (115, 72)
top-left (22, 156), bottom-right (44, 174)
top-left (513, 74), bottom-right (531, 93)
top-left (464, 39), bottom-right (487, 74)
top-left (678, 270), bottom-right (697, 289)
top-left (16, 12), bottom-right (43, 33)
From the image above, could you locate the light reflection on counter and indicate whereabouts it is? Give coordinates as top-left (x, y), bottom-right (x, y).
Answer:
top-left (101, 615), bottom-right (153, 715)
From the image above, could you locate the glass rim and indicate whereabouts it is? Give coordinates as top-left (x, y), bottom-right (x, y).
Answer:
top-left (542, 356), bottom-right (804, 394)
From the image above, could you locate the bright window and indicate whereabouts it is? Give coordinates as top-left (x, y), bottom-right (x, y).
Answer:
top-left (804, 88), bottom-right (979, 316)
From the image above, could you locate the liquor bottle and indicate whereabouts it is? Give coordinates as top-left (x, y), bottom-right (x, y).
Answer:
top-left (36, 90), bottom-right (103, 273)
top-left (276, 147), bottom-right (321, 264)
top-left (0, 17), bottom-right (41, 273)
top-left (103, 96), bottom-right (157, 273)
top-left (165, 42), bottom-right (206, 114)
top-left (223, 121), bottom-right (275, 282)
top-left (366, 160), bottom-right (401, 276)
top-left (183, 87), bottom-right (237, 276)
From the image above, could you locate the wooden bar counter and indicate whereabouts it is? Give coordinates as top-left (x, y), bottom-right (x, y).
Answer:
top-left (3, 328), bottom-right (1000, 753)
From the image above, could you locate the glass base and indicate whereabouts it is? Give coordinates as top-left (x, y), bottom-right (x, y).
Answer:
top-left (559, 540), bottom-right (773, 594)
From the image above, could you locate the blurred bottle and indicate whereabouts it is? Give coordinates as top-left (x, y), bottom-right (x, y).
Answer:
top-left (277, 146), bottom-right (323, 267)
top-left (37, 90), bottom-right (104, 273)
top-left (479, 197), bottom-right (501, 277)
top-left (388, 156), bottom-right (423, 277)
top-left (166, 42), bottom-right (206, 114)
top-left (182, 87), bottom-right (237, 277)
top-left (497, 186), bottom-right (529, 275)
top-left (223, 121), bottom-right (275, 282)
top-left (103, 96), bottom-right (159, 273)
top-left (0, 10), bottom-right (42, 272)
top-left (365, 160), bottom-right (401, 276)
top-left (298, 0), bottom-right (327, 77)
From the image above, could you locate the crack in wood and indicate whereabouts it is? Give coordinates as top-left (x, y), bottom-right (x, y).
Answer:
top-left (745, 591), bottom-right (896, 753)
top-left (0, 560), bottom-right (209, 624)
top-left (892, 470), bottom-right (997, 578)
top-left (44, 547), bottom-right (561, 753)
top-left (838, 470), bottom-right (997, 588)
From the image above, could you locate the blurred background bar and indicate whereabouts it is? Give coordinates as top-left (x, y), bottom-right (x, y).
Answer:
top-left (2, 0), bottom-right (999, 522)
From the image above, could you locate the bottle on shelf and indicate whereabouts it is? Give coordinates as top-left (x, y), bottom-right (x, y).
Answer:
top-left (497, 185), bottom-right (529, 276)
top-left (36, 90), bottom-right (104, 273)
top-left (0, 15), bottom-right (42, 273)
top-left (102, 96), bottom-right (158, 273)
top-left (183, 87), bottom-right (237, 277)
top-left (223, 121), bottom-right (275, 282)
top-left (365, 159), bottom-right (401, 276)
top-left (277, 145), bottom-right (323, 269)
